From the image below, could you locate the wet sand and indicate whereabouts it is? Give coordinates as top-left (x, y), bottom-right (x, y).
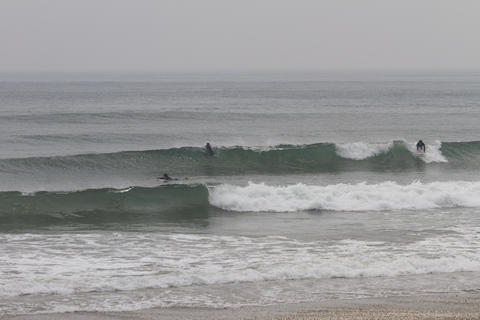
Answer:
top-left (5, 293), bottom-right (480, 320)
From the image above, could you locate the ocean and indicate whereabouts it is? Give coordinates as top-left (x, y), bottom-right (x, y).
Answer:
top-left (1, 71), bottom-right (480, 316)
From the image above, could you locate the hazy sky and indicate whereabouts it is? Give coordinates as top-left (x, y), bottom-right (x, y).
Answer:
top-left (1, 0), bottom-right (480, 71)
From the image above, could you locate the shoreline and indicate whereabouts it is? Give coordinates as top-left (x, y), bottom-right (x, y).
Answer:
top-left (5, 292), bottom-right (480, 320)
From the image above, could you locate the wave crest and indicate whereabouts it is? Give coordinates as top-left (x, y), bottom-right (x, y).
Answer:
top-left (335, 142), bottom-right (393, 160)
top-left (209, 181), bottom-right (480, 212)
top-left (2, 140), bottom-right (472, 192)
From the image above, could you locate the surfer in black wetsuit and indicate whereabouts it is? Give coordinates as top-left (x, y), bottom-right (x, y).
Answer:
top-left (416, 140), bottom-right (426, 152)
top-left (205, 142), bottom-right (214, 156)
top-left (158, 173), bottom-right (176, 181)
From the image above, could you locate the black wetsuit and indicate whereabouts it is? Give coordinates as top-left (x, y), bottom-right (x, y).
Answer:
top-left (416, 141), bottom-right (426, 152)
top-left (205, 143), bottom-right (214, 156)
top-left (159, 174), bottom-right (172, 181)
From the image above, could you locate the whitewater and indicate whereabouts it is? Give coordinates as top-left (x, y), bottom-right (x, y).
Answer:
top-left (1, 71), bottom-right (480, 316)
top-left (209, 180), bottom-right (480, 212)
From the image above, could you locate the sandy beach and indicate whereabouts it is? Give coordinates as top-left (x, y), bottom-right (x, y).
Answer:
top-left (5, 293), bottom-right (480, 320)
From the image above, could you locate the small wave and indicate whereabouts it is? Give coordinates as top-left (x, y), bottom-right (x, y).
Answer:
top-left (209, 181), bottom-right (480, 212)
top-left (0, 184), bottom-right (210, 228)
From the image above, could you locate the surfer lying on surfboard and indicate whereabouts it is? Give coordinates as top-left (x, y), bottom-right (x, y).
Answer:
top-left (157, 173), bottom-right (177, 182)
top-left (157, 142), bottom-right (214, 183)
top-left (416, 140), bottom-right (426, 153)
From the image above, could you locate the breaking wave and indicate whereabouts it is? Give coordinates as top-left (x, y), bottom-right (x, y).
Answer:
top-left (210, 180), bottom-right (480, 212)
top-left (2, 180), bottom-right (480, 228)
top-left (0, 141), bottom-right (478, 186)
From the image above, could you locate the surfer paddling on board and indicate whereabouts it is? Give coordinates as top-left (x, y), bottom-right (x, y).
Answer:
top-left (157, 173), bottom-right (177, 182)
top-left (416, 140), bottom-right (426, 153)
top-left (205, 142), bottom-right (214, 156)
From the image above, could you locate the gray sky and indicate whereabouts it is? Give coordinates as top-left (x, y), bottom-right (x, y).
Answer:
top-left (1, 0), bottom-right (480, 72)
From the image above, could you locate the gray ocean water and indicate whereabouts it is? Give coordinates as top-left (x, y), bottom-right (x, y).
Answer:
top-left (1, 71), bottom-right (480, 315)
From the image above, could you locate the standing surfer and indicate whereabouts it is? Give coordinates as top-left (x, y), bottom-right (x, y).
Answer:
top-left (416, 140), bottom-right (426, 152)
top-left (205, 142), bottom-right (214, 156)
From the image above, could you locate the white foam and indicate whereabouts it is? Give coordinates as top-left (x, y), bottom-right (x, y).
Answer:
top-left (209, 181), bottom-right (480, 212)
top-left (335, 140), bottom-right (448, 163)
top-left (2, 231), bottom-right (480, 303)
top-left (335, 142), bottom-right (393, 160)
top-left (110, 186), bottom-right (133, 193)
top-left (408, 140), bottom-right (448, 163)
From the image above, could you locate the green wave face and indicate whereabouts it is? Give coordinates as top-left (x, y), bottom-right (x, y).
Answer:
top-left (1, 144), bottom-right (348, 177)
top-left (0, 141), bottom-right (479, 197)
top-left (0, 185), bottom-right (210, 229)
top-left (440, 141), bottom-right (480, 163)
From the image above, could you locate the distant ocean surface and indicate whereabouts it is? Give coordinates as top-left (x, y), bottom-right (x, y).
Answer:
top-left (1, 71), bottom-right (480, 315)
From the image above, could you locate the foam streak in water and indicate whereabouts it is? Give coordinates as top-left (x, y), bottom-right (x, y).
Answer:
top-left (209, 181), bottom-right (480, 212)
